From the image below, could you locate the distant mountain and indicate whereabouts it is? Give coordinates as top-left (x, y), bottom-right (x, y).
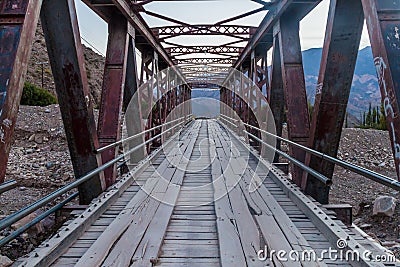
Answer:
top-left (303, 46), bottom-right (380, 119)
top-left (192, 47), bottom-right (380, 122)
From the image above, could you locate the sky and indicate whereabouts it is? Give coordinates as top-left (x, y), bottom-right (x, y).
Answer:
top-left (74, 0), bottom-right (371, 57)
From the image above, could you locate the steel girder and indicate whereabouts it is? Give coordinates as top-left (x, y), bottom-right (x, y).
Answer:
top-left (305, 0), bottom-right (364, 204)
top-left (0, 0), bottom-right (42, 183)
top-left (277, 14), bottom-right (311, 188)
top-left (362, 0), bottom-right (400, 181)
top-left (175, 58), bottom-right (236, 65)
top-left (153, 25), bottom-right (256, 41)
top-left (97, 15), bottom-right (129, 187)
top-left (41, 0), bottom-right (105, 204)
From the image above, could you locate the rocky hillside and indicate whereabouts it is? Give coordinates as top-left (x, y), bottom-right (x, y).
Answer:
top-left (26, 22), bottom-right (105, 105)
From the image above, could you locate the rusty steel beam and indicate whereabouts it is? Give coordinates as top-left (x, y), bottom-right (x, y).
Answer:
top-left (166, 46), bottom-right (243, 55)
top-left (362, 0), bottom-right (400, 181)
top-left (124, 30), bottom-right (146, 165)
top-left (41, 0), bottom-right (105, 204)
top-left (230, 0), bottom-right (321, 75)
top-left (152, 25), bottom-right (256, 41)
top-left (174, 58), bottom-right (235, 65)
top-left (180, 66), bottom-right (230, 73)
top-left (97, 15), bottom-right (129, 187)
top-left (277, 14), bottom-right (310, 188)
top-left (268, 35), bottom-right (285, 163)
top-left (305, 0), bottom-right (364, 204)
top-left (82, 0), bottom-right (186, 82)
top-left (0, 0), bottom-right (42, 182)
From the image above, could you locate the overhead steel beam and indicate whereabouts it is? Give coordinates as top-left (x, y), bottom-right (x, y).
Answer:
top-left (82, 0), bottom-right (187, 82)
top-left (174, 58), bottom-right (236, 65)
top-left (0, 0), bottom-right (42, 182)
top-left (305, 0), bottom-right (364, 204)
top-left (152, 25), bottom-right (256, 40)
top-left (167, 46), bottom-right (243, 55)
top-left (41, 0), bottom-right (105, 204)
top-left (230, 0), bottom-right (321, 75)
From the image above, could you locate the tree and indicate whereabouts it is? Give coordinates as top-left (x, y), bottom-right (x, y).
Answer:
top-left (376, 106), bottom-right (380, 124)
top-left (372, 106), bottom-right (377, 124)
top-left (345, 113), bottom-right (348, 128)
top-left (366, 103), bottom-right (372, 126)
top-left (379, 102), bottom-right (387, 130)
top-left (363, 112), bottom-right (366, 126)
top-left (308, 101), bottom-right (314, 121)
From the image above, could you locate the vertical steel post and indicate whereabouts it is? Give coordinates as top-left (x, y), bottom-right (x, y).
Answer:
top-left (97, 15), bottom-right (129, 187)
top-left (268, 34), bottom-right (285, 163)
top-left (362, 0), bottom-right (400, 180)
top-left (124, 28), bottom-right (146, 165)
top-left (305, 0), bottom-right (364, 203)
top-left (277, 15), bottom-right (310, 187)
top-left (0, 0), bottom-right (42, 182)
top-left (41, 0), bottom-right (105, 204)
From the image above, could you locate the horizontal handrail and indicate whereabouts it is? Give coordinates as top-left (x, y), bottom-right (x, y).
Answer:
top-left (242, 122), bottom-right (400, 191)
top-left (218, 116), bottom-right (238, 128)
top-left (220, 114), bottom-right (239, 122)
top-left (0, 192), bottom-right (78, 247)
top-left (97, 116), bottom-right (188, 153)
top-left (0, 180), bottom-right (17, 194)
top-left (244, 130), bottom-right (332, 186)
top-left (0, 120), bottom-right (186, 232)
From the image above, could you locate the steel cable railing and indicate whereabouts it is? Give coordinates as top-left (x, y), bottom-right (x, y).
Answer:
top-left (0, 117), bottom-right (191, 246)
top-left (219, 115), bottom-right (400, 191)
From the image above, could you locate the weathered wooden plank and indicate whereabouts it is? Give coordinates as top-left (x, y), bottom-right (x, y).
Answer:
top-left (74, 127), bottom-right (197, 267)
top-left (209, 124), bottom-right (251, 267)
top-left (103, 122), bottom-right (201, 266)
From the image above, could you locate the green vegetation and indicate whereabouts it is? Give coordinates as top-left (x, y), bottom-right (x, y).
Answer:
top-left (20, 82), bottom-right (57, 106)
top-left (357, 102), bottom-right (387, 130)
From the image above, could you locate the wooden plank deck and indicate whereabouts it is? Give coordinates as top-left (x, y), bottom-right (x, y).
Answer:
top-left (15, 119), bottom-right (398, 267)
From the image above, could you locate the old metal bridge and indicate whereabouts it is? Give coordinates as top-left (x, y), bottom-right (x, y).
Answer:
top-left (0, 0), bottom-right (400, 266)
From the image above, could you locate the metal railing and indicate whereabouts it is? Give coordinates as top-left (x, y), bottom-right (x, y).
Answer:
top-left (0, 117), bottom-right (191, 247)
top-left (219, 115), bottom-right (400, 191)
top-left (244, 130), bottom-right (332, 186)
top-left (0, 180), bottom-right (17, 194)
top-left (97, 116), bottom-right (187, 153)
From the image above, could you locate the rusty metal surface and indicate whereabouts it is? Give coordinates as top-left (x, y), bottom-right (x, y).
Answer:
top-left (362, 0), bottom-right (400, 181)
top-left (124, 34), bottom-right (146, 165)
top-left (41, 0), bottom-right (104, 204)
top-left (0, 0), bottom-right (42, 182)
top-left (277, 14), bottom-right (310, 187)
top-left (97, 15), bottom-right (129, 187)
top-left (268, 35), bottom-right (285, 163)
top-left (305, 0), bottom-right (364, 204)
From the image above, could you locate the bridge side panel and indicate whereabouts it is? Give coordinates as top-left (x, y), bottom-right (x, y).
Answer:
top-left (277, 15), bottom-right (310, 187)
top-left (41, 0), bottom-right (104, 204)
top-left (362, 0), bottom-right (400, 180)
top-left (0, 0), bottom-right (42, 182)
top-left (305, 0), bottom-right (364, 204)
top-left (97, 15), bottom-right (129, 187)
